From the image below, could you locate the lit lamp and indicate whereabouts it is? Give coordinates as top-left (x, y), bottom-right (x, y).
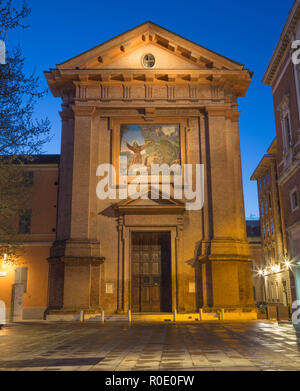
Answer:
top-left (0, 253), bottom-right (8, 277)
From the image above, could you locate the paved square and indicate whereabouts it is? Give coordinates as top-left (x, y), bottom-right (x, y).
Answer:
top-left (0, 321), bottom-right (300, 371)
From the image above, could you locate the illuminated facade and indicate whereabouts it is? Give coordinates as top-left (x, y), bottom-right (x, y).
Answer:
top-left (44, 22), bottom-right (255, 314)
top-left (1, 22), bottom-right (255, 318)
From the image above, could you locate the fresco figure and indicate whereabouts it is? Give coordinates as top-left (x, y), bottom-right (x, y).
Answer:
top-left (126, 140), bottom-right (150, 168)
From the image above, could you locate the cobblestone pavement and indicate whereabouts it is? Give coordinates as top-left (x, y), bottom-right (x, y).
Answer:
top-left (0, 321), bottom-right (300, 371)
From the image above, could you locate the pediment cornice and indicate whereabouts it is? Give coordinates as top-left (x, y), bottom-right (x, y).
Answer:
top-left (44, 22), bottom-right (252, 98)
top-left (45, 68), bottom-right (251, 98)
top-left (113, 188), bottom-right (186, 214)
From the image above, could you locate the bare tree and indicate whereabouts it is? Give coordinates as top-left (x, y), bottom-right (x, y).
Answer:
top-left (0, 0), bottom-right (51, 263)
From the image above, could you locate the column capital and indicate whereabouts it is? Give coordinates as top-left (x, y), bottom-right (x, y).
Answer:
top-left (72, 105), bottom-right (96, 117)
top-left (59, 108), bottom-right (74, 121)
top-left (205, 106), bottom-right (228, 116)
top-left (225, 109), bottom-right (241, 121)
top-left (205, 106), bottom-right (240, 120)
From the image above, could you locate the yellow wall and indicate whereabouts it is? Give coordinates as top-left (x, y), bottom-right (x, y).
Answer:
top-left (0, 163), bottom-right (58, 318)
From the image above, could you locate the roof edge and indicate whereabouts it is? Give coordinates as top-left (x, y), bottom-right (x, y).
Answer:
top-left (57, 21), bottom-right (245, 69)
top-left (0, 154), bottom-right (60, 165)
top-left (250, 153), bottom-right (276, 181)
top-left (263, 0), bottom-right (300, 86)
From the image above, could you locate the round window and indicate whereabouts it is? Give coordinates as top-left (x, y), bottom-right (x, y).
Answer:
top-left (142, 54), bottom-right (155, 68)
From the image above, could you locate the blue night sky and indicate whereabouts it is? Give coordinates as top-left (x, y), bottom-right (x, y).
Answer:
top-left (6, 0), bottom-right (295, 217)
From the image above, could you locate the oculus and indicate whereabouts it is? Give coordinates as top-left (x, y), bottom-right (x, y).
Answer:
top-left (142, 53), bottom-right (155, 68)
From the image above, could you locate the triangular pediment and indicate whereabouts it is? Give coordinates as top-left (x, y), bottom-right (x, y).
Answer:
top-left (114, 188), bottom-right (185, 214)
top-left (104, 44), bottom-right (200, 70)
top-left (57, 21), bottom-right (244, 71)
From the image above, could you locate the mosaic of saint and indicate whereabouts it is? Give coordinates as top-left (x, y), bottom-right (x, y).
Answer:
top-left (120, 124), bottom-right (180, 172)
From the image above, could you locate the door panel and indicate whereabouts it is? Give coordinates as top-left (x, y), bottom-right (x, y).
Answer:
top-left (131, 232), bottom-right (171, 313)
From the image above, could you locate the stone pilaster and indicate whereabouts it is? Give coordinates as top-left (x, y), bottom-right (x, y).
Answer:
top-left (197, 106), bottom-right (254, 308)
top-left (70, 106), bottom-right (95, 241)
top-left (56, 108), bottom-right (74, 243)
top-left (205, 106), bottom-right (250, 255)
top-left (47, 105), bottom-right (103, 311)
top-left (63, 105), bottom-right (100, 257)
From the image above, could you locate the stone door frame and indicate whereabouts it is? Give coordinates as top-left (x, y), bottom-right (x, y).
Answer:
top-left (119, 224), bottom-right (181, 313)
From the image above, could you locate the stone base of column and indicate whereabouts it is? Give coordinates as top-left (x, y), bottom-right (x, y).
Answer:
top-left (47, 255), bottom-right (104, 311)
top-left (198, 256), bottom-right (254, 308)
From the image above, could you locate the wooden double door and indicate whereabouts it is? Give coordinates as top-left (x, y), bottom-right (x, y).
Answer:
top-left (131, 232), bottom-right (172, 313)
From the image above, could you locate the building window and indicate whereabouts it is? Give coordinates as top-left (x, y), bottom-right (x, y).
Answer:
top-left (270, 219), bottom-right (274, 235)
top-left (265, 199), bottom-right (268, 214)
top-left (290, 229), bottom-right (300, 259)
top-left (266, 170), bottom-right (270, 183)
top-left (283, 114), bottom-right (292, 151)
top-left (279, 94), bottom-right (293, 152)
top-left (262, 176), bottom-right (266, 188)
top-left (266, 222), bottom-right (269, 236)
top-left (142, 54), bottom-right (155, 68)
top-left (18, 209), bottom-right (31, 234)
top-left (268, 282), bottom-right (272, 301)
top-left (259, 180), bottom-right (262, 192)
top-left (268, 193), bottom-right (272, 209)
top-left (290, 188), bottom-right (299, 212)
top-left (260, 200), bottom-right (264, 216)
top-left (272, 247), bottom-right (275, 261)
top-left (275, 282), bottom-right (279, 302)
top-left (15, 267), bottom-right (28, 293)
top-left (262, 225), bottom-right (265, 239)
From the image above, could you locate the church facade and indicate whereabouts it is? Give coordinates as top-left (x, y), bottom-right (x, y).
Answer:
top-left (44, 22), bottom-right (254, 314)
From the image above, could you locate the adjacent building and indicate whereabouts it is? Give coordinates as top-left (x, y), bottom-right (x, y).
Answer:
top-left (0, 156), bottom-right (59, 320)
top-left (246, 220), bottom-right (264, 304)
top-left (251, 140), bottom-right (293, 306)
top-left (252, 0), bottom-right (300, 308)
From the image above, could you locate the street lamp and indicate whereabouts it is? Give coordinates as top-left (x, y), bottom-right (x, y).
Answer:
top-left (0, 253), bottom-right (8, 277)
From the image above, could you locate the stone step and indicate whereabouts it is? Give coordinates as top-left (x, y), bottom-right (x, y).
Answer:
top-left (103, 314), bottom-right (129, 322)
